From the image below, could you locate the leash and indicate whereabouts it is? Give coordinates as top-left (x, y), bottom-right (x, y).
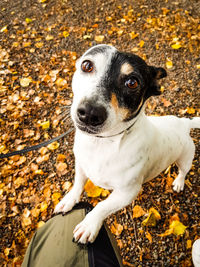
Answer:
top-left (0, 128), bottom-right (74, 159)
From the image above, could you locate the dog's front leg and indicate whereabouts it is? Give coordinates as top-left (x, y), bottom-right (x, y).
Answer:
top-left (73, 183), bottom-right (141, 244)
top-left (54, 163), bottom-right (87, 214)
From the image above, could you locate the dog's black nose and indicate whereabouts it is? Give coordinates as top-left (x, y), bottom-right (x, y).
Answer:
top-left (77, 102), bottom-right (107, 126)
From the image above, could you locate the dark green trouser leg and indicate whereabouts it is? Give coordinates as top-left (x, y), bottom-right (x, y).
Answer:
top-left (22, 209), bottom-right (89, 267)
top-left (22, 204), bottom-right (124, 267)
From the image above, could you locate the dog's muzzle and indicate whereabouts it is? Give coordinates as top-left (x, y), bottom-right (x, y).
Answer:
top-left (77, 102), bottom-right (107, 129)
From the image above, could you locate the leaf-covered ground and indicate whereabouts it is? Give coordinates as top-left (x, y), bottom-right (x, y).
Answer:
top-left (0, 0), bottom-right (199, 266)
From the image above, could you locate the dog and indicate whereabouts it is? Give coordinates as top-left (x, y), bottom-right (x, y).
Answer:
top-left (55, 44), bottom-right (200, 244)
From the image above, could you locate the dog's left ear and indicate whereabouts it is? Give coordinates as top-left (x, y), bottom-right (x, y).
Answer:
top-left (146, 66), bottom-right (167, 98)
top-left (150, 66), bottom-right (167, 80)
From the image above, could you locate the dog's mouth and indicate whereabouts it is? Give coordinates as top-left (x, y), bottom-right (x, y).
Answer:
top-left (75, 122), bottom-right (102, 135)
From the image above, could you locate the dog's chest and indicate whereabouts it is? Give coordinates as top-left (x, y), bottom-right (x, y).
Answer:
top-left (74, 133), bottom-right (137, 189)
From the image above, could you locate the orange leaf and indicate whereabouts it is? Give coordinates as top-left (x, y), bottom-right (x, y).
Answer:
top-left (110, 221), bottom-right (123, 236)
top-left (146, 231), bottom-right (153, 243)
top-left (133, 205), bottom-right (146, 218)
top-left (84, 179), bottom-right (103, 197)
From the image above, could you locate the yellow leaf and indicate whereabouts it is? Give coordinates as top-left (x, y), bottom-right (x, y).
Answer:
top-left (37, 221), bottom-right (45, 228)
top-left (22, 217), bottom-right (32, 226)
top-left (166, 60), bottom-right (173, 69)
top-left (51, 192), bottom-right (61, 202)
top-left (1, 26), bottom-right (7, 33)
top-left (186, 107), bottom-right (195, 114)
top-left (106, 16), bottom-right (112, 21)
top-left (139, 40), bottom-right (145, 48)
top-left (160, 220), bottom-right (187, 237)
top-left (169, 220), bottom-right (187, 235)
top-left (46, 35), bottom-right (54, 41)
top-left (55, 77), bottom-right (67, 87)
top-left (149, 207), bottom-right (161, 220)
top-left (197, 64), bottom-right (200, 69)
top-left (20, 77), bottom-right (32, 87)
top-left (95, 35), bottom-right (104, 42)
top-left (34, 169), bottom-right (44, 175)
top-left (25, 18), bottom-right (32, 23)
top-left (23, 42), bottom-right (31, 47)
top-left (145, 231), bottom-right (153, 243)
top-left (39, 120), bottom-right (50, 129)
top-left (129, 32), bottom-right (139, 40)
top-left (101, 189), bottom-right (110, 197)
top-left (171, 43), bottom-right (182, 49)
top-left (63, 31), bottom-right (69, 38)
top-left (4, 247), bottom-right (11, 256)
top-left (133, 205), bottom-right (146, 218)
top-left (35, 42), bottom-right (44, 48)
top-left (187, 240), bottom-right (192, 249)
top-left (47, 141), bottom-right (60, 150)
top-left (84, 179), bottom-right (103, 197)
top-left (40, 201), bottom-right (48, 212)
top-left (142, 207), bottom-right (161, 227)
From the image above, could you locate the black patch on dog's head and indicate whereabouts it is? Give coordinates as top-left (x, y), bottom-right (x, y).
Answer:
top-left (99, 50), bottom-right (167, 121)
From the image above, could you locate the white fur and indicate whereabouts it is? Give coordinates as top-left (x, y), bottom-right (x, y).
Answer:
top-left (55, 45), bottom-right (200, 244)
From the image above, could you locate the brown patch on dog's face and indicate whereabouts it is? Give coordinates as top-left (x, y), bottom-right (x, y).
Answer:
top-left (111, 93), bottom-right (131, 120)
top-left (120, 63), bottom-right (134, 75)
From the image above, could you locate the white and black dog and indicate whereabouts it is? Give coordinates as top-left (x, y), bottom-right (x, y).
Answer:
top-left (55, 44), bottom-right (200, 244)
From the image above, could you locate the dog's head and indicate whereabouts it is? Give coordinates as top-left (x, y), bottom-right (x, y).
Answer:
top-left (71, 44), bottom-right (167, 136)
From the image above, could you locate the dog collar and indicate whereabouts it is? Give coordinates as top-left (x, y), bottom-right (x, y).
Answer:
top-left (95, 119), bottom-right (137, 138)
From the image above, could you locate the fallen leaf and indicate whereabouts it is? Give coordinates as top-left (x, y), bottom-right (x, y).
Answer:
top-left (47, 141), bottom-right (60, 150)
top-left (160, 220), bottom-right (187, 237)
top-left (142, 207), bottom-right (161, 227)
top-left (171, 43), bottom-right (182, 49)
top-left (170, 220), bottom-right (187, 235)
top-left (139, 40), bottom-right (145, 48)
top-left (55, 77), bottom-right (67, 87)
top-left (186, 107), bottom-right (195, 114)
top-left (95, 35), bottom-right (104, 42)
top-left (56, 162), bottom-right (67, 173)
top-left (166, 60), bottom-right (173, 69)
top-left (110, 221), bottom-right (123, 236)
top-left (20, 77), bottom-right (32, 87)
top-left (25, 18), bottom-right (32, 23)
top-left (146, 231), bottom-right (153, 243)
top-left (129, 32), bottom-right (139, 39)
top-left (133, 205), bottom-right (146, 218)
top-left (52, 192), bottom-right (62, 205)
top-left (39, 120), bottom-right (50, 130)
top-left (35, 42), bottom-right (44, 48)
top-left (40, 201), bottom-right (48, 212)
top-left (63, 31), bottom-right (69, 38)
top-left (84, 179), bottom-right (103, 197)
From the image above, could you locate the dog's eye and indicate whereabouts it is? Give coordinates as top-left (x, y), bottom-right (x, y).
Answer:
top-left (125, 77), bottom-right (138, 89)
top-left (81, 60), bottom-right (94, 73)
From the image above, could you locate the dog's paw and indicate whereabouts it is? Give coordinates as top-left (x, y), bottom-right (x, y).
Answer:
top-left (54, 192), bottom-right (78, 214)
top-left (172, 178), bottom-right (185, 193)
top-left (73, 215), bottom-right (102, 244)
